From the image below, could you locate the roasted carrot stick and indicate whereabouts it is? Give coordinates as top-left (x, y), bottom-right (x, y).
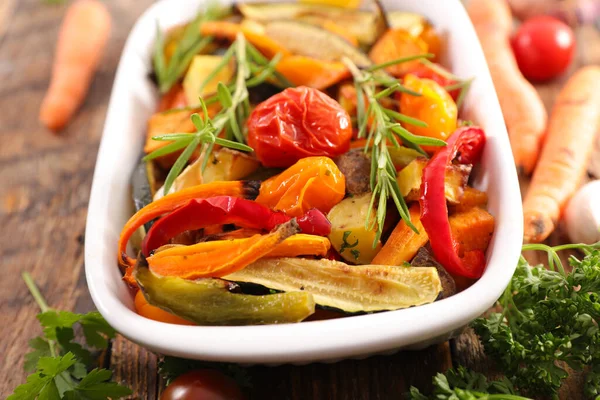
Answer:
top-left (523, 66), bottom-right (600, 243)
top-left (468, 0), bottom-right (547, 175)
top-left (268, 234), bottom-right (331, 258)
top-left (39, 0), bottom-right (111, 132)
top-left (275, 56), bottom-right (350, 90)
top-left (371, 204), bottom-right (428, 265)
top-left (147, 221), bottom-right (298, 279)
top-left (134, 290), bottom-right (194, 325)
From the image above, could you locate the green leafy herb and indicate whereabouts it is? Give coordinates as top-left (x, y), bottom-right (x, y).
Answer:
top-left (7, 273), bottom-right (131, 400)
top-left (159, 356), bottom-right (252, 388)
top-left (350, 249), bottom-right (361, 261)
top-left (146, 34), bottom-right (292, 194)
top-left (343, 55), bottom-right (446, 246)
top-left (407, 366), bottom-right (530, 400)
top-left (153, 5), bottom-right (230, 93)
top-left (472, 242), bottom-right (600, 398)
top-left (339, 230), bottom-right (359, 254)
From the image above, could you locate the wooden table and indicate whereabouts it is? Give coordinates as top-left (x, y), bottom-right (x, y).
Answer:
top-left (1, 1), bottom-right (598, 398)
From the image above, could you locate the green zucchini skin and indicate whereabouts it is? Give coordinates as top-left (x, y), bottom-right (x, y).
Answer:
top-left (135, 265), bottom-right (315, 326)
top-left (131, 159), bottom-right (155, 231)
top-left (225, 258), bottom-right (442, 313)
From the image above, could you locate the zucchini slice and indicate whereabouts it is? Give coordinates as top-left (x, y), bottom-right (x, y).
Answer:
top-left (225, 258), bottom-right (442, 313)
top-left (236, 3), bottom-right (386, 45)
top-left (264, 21), bottom-right (372, 67)
top-left (131, 159), bottom-right (157, 231)
top-left (135, 265), bottom-right (315, 325)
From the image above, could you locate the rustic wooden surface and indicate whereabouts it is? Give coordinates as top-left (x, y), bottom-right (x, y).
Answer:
top-left (0, 0), bottom-right (598, 399)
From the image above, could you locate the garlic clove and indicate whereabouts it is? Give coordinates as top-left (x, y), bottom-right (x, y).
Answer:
top-left (564, 180), bottom-right (600, 244)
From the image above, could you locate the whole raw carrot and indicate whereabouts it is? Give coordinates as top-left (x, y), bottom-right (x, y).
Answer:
top-left (468, 0), bottom-right (547, 175)
top-left (39, 0), bottom-right (111, 132)
top-left (523, 66), bottom-right (600, 243)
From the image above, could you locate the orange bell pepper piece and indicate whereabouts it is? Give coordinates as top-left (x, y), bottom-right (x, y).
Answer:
top-left (256, 156), bottom-right (345, 218)
top-left (399, 74), bottom-right (458, 142)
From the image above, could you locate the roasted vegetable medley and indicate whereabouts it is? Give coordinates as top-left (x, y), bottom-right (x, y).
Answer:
top-left (117, 1), bottom-right (496, 326)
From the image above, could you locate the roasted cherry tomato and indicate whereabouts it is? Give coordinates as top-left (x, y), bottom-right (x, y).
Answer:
top-left (511, 16), bottom-right (575, 82)
top-left (400, 74), bottom-right (457, 141)
top-left (160, 370), bottom-right (245, 400)
top-left (247, 86), bottom-right (352, 168)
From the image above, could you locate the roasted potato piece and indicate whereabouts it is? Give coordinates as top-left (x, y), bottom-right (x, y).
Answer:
top-left (450, 187), bottom-right (489, 213)
top-left (327, 193), bottom-right (382, 264)
top-left (397, 158), bottom-right (471, 204)
top-left (411, 247), bottom-right (456, 300)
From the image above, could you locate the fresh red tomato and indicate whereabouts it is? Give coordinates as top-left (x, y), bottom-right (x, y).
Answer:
top-left (160, 370), bottom-right (245, 400)
top-left (511, 16), bottom-right (576, 82)
top-left (247, 86), bottom-right (353, 168)
top-left (405, 64), bottom-right (460, 100)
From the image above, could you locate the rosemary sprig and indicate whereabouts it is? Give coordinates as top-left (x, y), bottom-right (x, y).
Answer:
top-left (344, 55), bottom-right (446, 246)
top-left (145, 33), bottom-right (290, 194)
top-left (153, 5), bottom-right (230, 94)
top-left (420, 58), bottom-right (474, 109)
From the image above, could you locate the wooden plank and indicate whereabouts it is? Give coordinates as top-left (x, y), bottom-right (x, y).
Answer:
top-left (0, 0), bottom-right (155, 397)
top-left (246, 344), bottom-right (452, 400)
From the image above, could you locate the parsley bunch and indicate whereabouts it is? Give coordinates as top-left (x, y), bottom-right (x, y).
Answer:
top-left (8, 273), bottom-right (131, 400)
top-left (473, 243), bottom-right (600, 398)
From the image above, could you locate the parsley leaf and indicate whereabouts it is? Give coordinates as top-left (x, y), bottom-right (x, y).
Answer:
top-left (406, 366), bottom-right (530, 399)
top-left (8, 273), bottom-right (132, 400)
top-left (63, 369), bottom-right (133, 400)
top-left (339, 231), bottom-right (359, 254)
top-left (8, 353), bottom-right (77, 400)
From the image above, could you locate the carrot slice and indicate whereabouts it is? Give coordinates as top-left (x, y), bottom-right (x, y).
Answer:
top-left (371, 204), bottom-right (428, 265)
top-left (134, 290), bottom-right (194, 325)
top-left (275, 56), bottom-right (350, 90)
top-left (147, 221), bottom-right (298, 279)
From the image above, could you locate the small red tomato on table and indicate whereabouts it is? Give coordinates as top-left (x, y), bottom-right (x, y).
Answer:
top-left (160, 370), bottom-right (245, 400)
top-left (511, 16), bottom-right (576, 82)
top-left (247, 86), bottom-right (353, 168)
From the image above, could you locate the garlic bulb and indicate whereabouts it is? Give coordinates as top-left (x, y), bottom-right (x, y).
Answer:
top-left (564, 181), bottom-right (600, 244)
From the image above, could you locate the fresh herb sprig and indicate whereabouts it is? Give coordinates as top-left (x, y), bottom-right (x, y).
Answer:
top-left (343, 55), bottom-right (447, 245)
top-left (472, 242), bottom-right (600, 398)
top-left (146, 33), bottom-right (292, 194)
top-left (8, 273), bottom-right (131, 400)
top-left (153, 5), bottom-right (230, 94)
top-left (419, 58), bottom-right (474, 110)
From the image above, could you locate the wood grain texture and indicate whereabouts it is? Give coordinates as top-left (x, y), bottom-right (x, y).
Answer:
top-left (0, 0), bottom-right (598, 399)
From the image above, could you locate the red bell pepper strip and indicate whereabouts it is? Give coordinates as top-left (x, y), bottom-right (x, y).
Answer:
top-left (419, 126), bottom-right (487, 279)
top-left (142, 196), bottom-right (331, 256)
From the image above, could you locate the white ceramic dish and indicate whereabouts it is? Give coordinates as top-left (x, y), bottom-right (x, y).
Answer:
top-left (85, 0), bottom-right (523, 364)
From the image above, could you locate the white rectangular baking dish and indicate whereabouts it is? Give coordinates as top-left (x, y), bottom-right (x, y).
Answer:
top-left (85, 0), bottom-right (523, 364)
